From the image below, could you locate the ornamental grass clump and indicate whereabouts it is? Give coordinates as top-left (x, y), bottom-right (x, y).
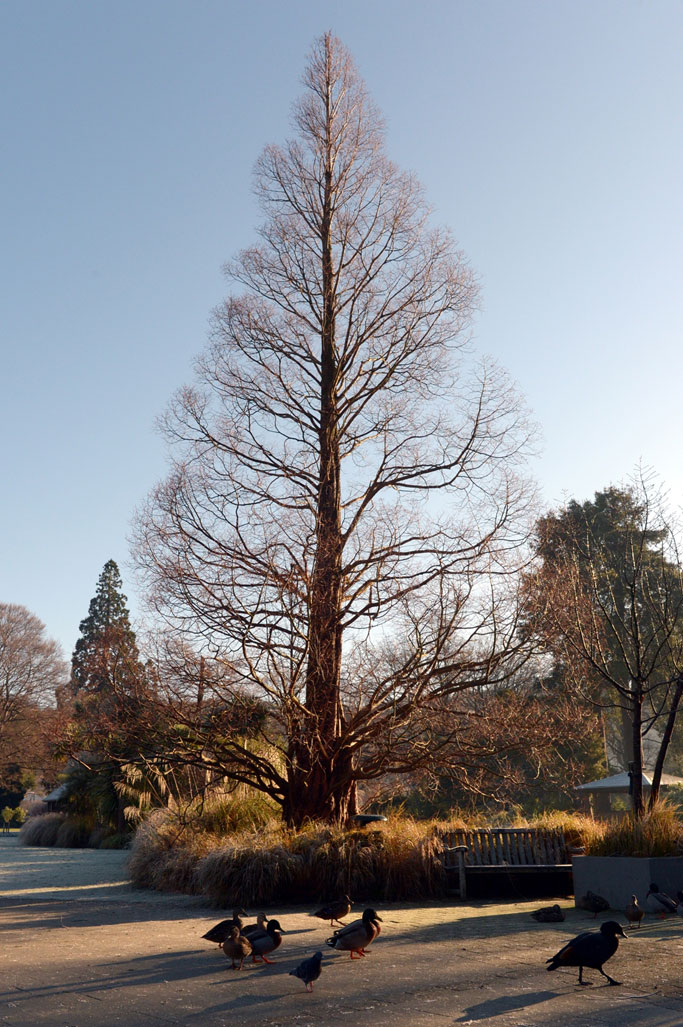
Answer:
top-left (196, 834), bottom-right (305, 906)
top-left (18, 813), bottom-right (65, 847)
top-left (291, 825), bottom-right (381, 901)
top-left (585, 801), bottom-right (682, 857)
top-left (128, 806), bottom-right (608, 903)
top-left (376, 816), bottom-right (445, 900)
top-left (129, 812), bottom-right (450, 904)
top-left (55, 816), bottom-right (92, 849)
top-left (523, 810), bottom-right (605, 852)
top-left (128, 809), bottom-right (207, 893)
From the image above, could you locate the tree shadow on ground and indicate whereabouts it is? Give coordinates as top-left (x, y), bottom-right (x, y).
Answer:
top-left (454, 990), bottom-right (561, 1021)
top-left (381, 903), bottom-right (680, 946)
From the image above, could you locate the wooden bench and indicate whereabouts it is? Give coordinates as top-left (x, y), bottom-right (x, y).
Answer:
top-left (441, 827), bottom-right (572, 900)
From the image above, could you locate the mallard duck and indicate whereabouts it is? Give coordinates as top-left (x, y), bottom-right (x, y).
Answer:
top-left (645, 882), bottom-right (677, 916)
top-left (546, 920), bottom-right (626, 986)
top-left (625, 894), bottom-right (644, 929)
top-left (249, 918), bottom-right (286, 964)
top-left (530, 904), bottom-right (565, 923)
top-left (202, 908), bottom-right (248, 945)
top-left (326, 907), bottom-right (382, 958)
top-left (221, 926), bottom-right (252, 969)
top-left (242, 912), bottom-right (269, 938)
top-left (312, 894), bottom-right (352, 927)
top-left (289, 950), bottom-right (323, 992)
top-left (577, 890), bottom-right (610, 917)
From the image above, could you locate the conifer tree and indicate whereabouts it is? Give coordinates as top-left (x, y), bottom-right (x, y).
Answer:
top-left (66, 561), bottom-right (145, 832)
top-left (71, 560), bottom-right (140, 697)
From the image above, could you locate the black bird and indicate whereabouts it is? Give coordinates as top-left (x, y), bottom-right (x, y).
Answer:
top-left (289, 950), bottom-right (323, 992)
top-left (312, 895), bottom-right (352, 927)
top-left (546, 920), bottom-right (626, 986)
top-left (577, 890), bottom-right (610, 917)
top-left (202, 908), bottom-right (248, 945)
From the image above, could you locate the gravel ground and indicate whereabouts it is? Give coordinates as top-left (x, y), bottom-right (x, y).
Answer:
top-left (1, 834), bottom-right (683, 1026)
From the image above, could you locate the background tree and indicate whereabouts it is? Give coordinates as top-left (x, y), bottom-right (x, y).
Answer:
top-left (65, 560), bottom-right (147, 830)
top-left (135, 34), bottom-right (536, 827)
top-left (70, 559), bottom-right (141, 699)
top-left (0, 603), bottom-right (66, 794)
top-left (524, 476), bottom-right (683, 815)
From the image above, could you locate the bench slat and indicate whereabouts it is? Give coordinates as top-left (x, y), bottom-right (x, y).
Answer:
top-left (441, 825), bottom-right (570, 896)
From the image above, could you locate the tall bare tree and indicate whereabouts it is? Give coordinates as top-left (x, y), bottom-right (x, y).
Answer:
top-left (135, 34), bottom-right (535, 826)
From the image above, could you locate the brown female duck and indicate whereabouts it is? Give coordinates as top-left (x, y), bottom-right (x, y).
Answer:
top-left (625, 894), bottom-right (644, 929)
top-left (530, 904), bottom-right (565, 923)
top-left (202, 908), bottom-right (248, 945)
top-left (313, 895), bottom-right (352, 927)
top-left (242, 912), bottom-right (270, 938)
top-left (221, 926), bottom-right (252, 970)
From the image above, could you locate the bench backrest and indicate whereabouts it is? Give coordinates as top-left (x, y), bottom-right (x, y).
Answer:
top-left (442, 827), bottom-right (568, 866)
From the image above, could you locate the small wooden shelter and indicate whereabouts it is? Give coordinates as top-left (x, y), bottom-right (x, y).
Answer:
top-left (575, 771), bottom-right (683, 816)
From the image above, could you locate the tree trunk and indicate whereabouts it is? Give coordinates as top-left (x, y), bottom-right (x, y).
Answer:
top-left (648, 673), bottom-right (683, 809)
top-left (630, 689), bottom-right (645, 817)
top-left (282, 748), bottom-right (358, 828)
top-left (301, 38), bottom-right (344, 807)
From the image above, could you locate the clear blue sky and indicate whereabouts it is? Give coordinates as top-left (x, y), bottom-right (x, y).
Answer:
top-left (2, 0), bottom-right (683, 659)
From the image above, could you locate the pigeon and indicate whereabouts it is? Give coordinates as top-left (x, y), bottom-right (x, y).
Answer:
top-left (577, 891), bottom-right (610, 917)
top-left (202, 908), bottom-right (248, 945)
top-left (289, 950), bottom-right (323, 992)
top-left (327, 907), bottom-right (382, 958)
top-left (546, 920), bottom-right (626, 986)
top-left (531, 904), bottom-right (565, 923)
top-left (645, 882), bottom-right (677, 916)
top-left (221, 926), bottom-right (252, 970)
top-left (312, 894), bottom-right (352, 927)
top-left (625, 894), bottom-right (643, 929)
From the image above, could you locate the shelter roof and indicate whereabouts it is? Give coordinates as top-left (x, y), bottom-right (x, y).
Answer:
top-left (576, 771), bottom-right (683, 793)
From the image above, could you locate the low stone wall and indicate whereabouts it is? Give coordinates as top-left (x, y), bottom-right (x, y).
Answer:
top-left (572, 854), bottom-right (683, 909)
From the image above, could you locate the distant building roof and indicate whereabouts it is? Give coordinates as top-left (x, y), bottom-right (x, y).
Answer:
top-left (42, 784), bottom-right (69, 803)
top-left (21, 789), bottom-right (46, 805)
top-left (576, 771), bottom-right (683, 793)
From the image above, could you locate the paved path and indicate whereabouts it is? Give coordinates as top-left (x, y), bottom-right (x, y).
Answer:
top-left (1, 834), bottom-right (683, 1026)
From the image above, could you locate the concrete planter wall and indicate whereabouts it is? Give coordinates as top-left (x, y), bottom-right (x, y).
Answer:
top-left (572, 855), bottom-right (683, 910)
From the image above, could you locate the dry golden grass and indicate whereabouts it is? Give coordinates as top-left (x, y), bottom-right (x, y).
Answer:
top-left (517, 810), bottom-right (606, 851)
top-left (130, 805), bottom-right (678, 904)
top-left (585, 801), bottom-right (682, 857)
top-left (129, 811), bottom-right (453, 904)
top-left (197, 839), bottom-right (305, 905)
